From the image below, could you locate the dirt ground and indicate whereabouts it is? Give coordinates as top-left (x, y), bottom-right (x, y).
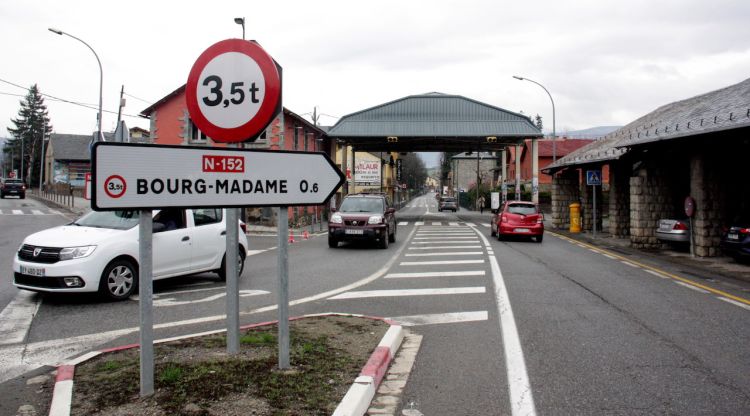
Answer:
top-left (53, 316), bottom-right (389, 416)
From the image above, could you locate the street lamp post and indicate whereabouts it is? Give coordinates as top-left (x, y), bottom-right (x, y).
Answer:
top-left (513, 75), bottom-right (556, 162)
top-left (234, 17), bottom-right (245, 40)
top-left (39, 137), bottom-right (48, 194)
top-left (49, 28), bottom-right (104, 143)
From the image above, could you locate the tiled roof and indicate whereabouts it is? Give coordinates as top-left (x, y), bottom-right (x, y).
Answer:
top-left (545, 77), bottom-right (750, 171)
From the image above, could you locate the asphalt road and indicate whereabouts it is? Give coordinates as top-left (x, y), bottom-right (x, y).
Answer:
top-left (1, 192), bottom-right (749, 415)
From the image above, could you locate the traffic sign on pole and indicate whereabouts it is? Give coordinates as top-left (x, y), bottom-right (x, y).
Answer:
top-left (92, 142), bottom-right (345, 210)
top-left (186, 39), bottom-right (281, 143)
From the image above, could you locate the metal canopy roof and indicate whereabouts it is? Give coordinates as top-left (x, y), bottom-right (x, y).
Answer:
top-left (327, 92), bottom-right (542, 152)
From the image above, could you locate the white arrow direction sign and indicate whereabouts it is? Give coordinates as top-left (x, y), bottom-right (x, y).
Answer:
top-left (92, 142), bottom-right (345, 210)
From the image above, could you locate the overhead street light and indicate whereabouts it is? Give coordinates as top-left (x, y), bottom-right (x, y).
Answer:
top-left (234, 17), bottom-right (245, 40)
top-left (49, 27), bottom-right (104, 143)
top-left (513, 75), bottom-right (556, 162)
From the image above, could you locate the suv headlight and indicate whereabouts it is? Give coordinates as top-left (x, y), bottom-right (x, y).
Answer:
top-left (59, 246), bottom-right (96, 260)
top-left (368, 215), bottom-right (384, 224)
top-left (331, 213), bottom-right (343, 224)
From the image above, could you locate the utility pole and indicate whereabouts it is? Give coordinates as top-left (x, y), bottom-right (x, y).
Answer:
top-left (116, 85), bottom-right (125, 125)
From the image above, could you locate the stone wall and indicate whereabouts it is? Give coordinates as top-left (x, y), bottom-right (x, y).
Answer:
top-left (691, 154), bottom-right (725, 257)
top-left (629, 164), bottom-right (676, 249)
top-left (609, 163), bottom-right (630, 237)
top-left (551, 169), bottom-right (579, 229)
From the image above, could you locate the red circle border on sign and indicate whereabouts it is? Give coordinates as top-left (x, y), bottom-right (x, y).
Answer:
top-left (104, 175), bottom-right (127, 199)
top-left (186, 39), bottom-right (281, 143)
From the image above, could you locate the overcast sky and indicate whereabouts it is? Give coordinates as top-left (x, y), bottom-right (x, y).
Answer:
top-left (1, 0), bottom-right (749, 167)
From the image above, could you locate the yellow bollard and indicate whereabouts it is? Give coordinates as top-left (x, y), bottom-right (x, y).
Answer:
top-left (569, 203), bottom-right (581, 233)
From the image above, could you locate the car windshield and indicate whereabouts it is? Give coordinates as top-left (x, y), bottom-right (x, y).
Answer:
top-left (4, 179), bottom-right (23, 185)
top-left (442, 198), bottom-right (456, 203)
top-left (339, 197), bottom-right (384, 213)
top-left (72, 210), bottom-right (140, 230)
top-left (507, 204), bottom-right (537, 215)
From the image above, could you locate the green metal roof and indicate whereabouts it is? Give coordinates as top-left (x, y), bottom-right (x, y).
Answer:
top-left (328, 93), bottom-right (541, 152)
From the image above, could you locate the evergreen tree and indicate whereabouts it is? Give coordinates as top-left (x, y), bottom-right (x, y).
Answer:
top-left (535, 114), bottom-right (543, 131)
top-left (6, 84), bottom-right (52, 184)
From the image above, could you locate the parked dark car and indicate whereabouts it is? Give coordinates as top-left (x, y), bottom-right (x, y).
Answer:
top-left (0, 178), bottom-right (26, 199)
top-left (491, 201), bottom-right (544, 242)
top-left (328, 192), bottom-right (396, 249)
top-left (655, 218), bottom-right (690, 243)
top-left (439, 197), bottom-right (458, 212)
top-left (721, 218), bottom-right (750, 261)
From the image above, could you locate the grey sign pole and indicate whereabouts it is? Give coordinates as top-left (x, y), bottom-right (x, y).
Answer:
top-left (138, 209), bottom-right (154, 397)
top-left (277, 206), bottom-right (290, 368)
top-left (226, 206), bottom-right (240, 354)
top-left (592, 185), bottom-right (597, 238)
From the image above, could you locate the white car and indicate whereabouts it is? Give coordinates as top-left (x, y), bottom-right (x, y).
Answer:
top-left (13, 208), bottom-right (248, 301)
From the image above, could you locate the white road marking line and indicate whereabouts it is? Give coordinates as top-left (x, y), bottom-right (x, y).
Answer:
top-left (481, 223), bottom-right (490, 228)
top-left (620, 261), bottom-right (639, 268)
top-left (48, 210), bottom-right (64, 216)
top-left (405, 252), bottom-right (484, 257)
top-left (385, 271), bottom-right (485, 278)
top-left (449, 222), bottom-right (459, 226)
top-left (153, 290), bottom-right (269, 307)
top-left (674, 281), bottom-right (710, 294)
top-left (401, 259), bottom-right (485, 266)
top-left (31, 209), bottom-right (45, 215)
top-left (408, 245), bottom-right (483, 250)
top-left (415, 222), bottom-right (424, 226)
top-left (718, 297), bottom-right (750, 311)
top-left (645, 269), bottom-right (670, 279)
top-left (12, 210), bottom-right (24, 215)
top-left (476, 227), bottom-right (537, 415)
top-left (411, 241), bottom-right (479, 245)
top-left (329, 287), bottom-right (486, 300)
top-left (432, 222), bottom-right (442, 226)
top-left (398, 222), bottom-right (408, 226)
top-left (602, 253), bottom-right (617, 260)
top-left (465, 222), bottom-right (476, 227)
top-left (389, 311), bottom-right (489, 326)
top-left (0, 291), bottom-right (40, 345)
top-left (414, 236), bottom-right (478, 240)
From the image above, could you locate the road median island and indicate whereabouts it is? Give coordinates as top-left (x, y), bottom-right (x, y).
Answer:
top-left (48, 314), bottom-right (404, 416)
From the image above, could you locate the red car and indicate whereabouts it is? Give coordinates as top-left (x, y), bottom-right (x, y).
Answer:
top-left (490, 201), bottom-right (544, 243)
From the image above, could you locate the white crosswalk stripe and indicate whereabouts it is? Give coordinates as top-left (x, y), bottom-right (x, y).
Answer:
top-left (0, 209), bottom-right (65, 216)
top-left (329, 287), bottom-right (486, 300)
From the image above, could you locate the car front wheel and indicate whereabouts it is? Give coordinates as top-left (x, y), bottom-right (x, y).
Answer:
top-left (99, 259), bottom-right (138, 301)
top-left (379, 229), bottom-right (389, 249)
top-left (218, 248), bottom-right (246, 281)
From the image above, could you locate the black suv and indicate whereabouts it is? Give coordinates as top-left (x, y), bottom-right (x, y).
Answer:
top-left (328, 192), bottom-right (397, 248)
top-left (0, 178), bottom-right (26, 199)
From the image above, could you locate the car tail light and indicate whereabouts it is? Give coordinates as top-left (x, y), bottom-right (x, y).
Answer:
top-left (240, 222), bottom-right (247, 234)
top-left (22, 185), bottom-right (26, 190)
top-left (740, 228), bottom-right (750, 234)
top-left (537, 213), bottom-right (544, 224)
top-left (672, 222), bottom-right (688, 231)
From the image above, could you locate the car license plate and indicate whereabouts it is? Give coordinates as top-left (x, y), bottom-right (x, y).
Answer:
top-left (514, 228), bottom-right (530, 233)
top-left (728, 233), bottom-right (739, 240)
top-left (20, 265), bottom-right (45, 277)
top-left (345, 229), bottom-right (364, 235)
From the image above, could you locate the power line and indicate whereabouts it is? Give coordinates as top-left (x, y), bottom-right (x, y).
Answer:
top-left (0, 77), bottom-right (144, 119)
top-left (123, 92), bottom-right (153, 104)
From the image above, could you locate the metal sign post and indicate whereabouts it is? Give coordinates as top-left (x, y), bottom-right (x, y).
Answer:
top-left (586, 170), bottom-right (602, 238)
top-left (138, 209), bottom-right (154, 396)
top-left (277, 206), bottom-right (290, 368)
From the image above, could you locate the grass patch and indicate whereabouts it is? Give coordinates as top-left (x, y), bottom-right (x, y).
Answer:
top-left (241, 331), bottom-right (276, 345)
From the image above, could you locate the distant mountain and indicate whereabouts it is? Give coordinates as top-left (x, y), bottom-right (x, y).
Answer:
top-left (559, 126), bottom-right (621, 138)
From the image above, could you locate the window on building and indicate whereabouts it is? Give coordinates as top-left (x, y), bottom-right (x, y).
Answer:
top-left (188, 119), bottom-right (208, 143)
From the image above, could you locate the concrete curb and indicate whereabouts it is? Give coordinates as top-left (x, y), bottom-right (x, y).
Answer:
top-left (48, 313), bottom-right (404, 416)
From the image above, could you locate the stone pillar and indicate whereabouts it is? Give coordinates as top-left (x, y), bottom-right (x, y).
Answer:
top-left (629, 164), bottom-right (673, 249)
top-left (551, 169), bottom-right (579, 229)
top-left (691, 155), bottom-right (723, 257)
top-left (609, 163), bottom-right (630, 237)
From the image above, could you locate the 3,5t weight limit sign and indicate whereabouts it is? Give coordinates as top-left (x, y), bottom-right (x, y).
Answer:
top-left (186, 39), bottom-right (281, 143)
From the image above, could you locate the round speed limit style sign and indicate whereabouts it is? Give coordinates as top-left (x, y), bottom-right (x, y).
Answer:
top-left (186, 39), bottom-right (281, 143)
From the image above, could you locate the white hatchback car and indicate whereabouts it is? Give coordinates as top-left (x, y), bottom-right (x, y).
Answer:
top-left (13, 208), bottom-right (248, 301)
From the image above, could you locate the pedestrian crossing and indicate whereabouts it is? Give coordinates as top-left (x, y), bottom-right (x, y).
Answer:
top-left (0, 209), bottom-right (64, 216)
top-left (329, 223), bottom-right (491, 327)
top-left (398, 221), bottom-right (490, 228)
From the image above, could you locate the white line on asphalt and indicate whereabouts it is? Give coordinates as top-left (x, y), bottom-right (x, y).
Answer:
top-left (432, 222), bottom-right (442, 226)
top-left (471, 223), bottom-right (537, 415)
top-left (0, 291), bottom-right (40, 345)
top-left (620, 261), bottom-right (640, 268)
top-left (12, 209), bottom-right (23, 215)
top-left (408, 245), bottom-right (483, 250)
top-left (416, 232), bottom-right (476, 235)
top-left (400, 260), bottom-right (485, 266)
top-left (717, 297), bottom-right (750, 311)
top-left (31, 209), bottom-right (45, 215)
top-left (389, 311), bottom-right (489, 326)
top-left (602, 253), bottom-right (617, 260)
top-left (152, 290), bottom-right (269, 307)
top-left (645, 269), bottom-right (670, 279)
top-left (465, 222), bottom-right (476, 227)
top-left (449, 222), bottom-right (459, 226)
top-left (398, 222), bottom-right (408, 225)
top-left (410, 241), bottom-right (479, 245)
top-left (674, 280), bottom-right (710, 294)
top-left (405, 252), bottom-right (484, 257)
top-left (415, 222), bottom-right (424, 226)
top-left (329, 287), bottom-right (486, 300)
top-left (385, 271), bottom-right (486, 279)
top-left (414, 236), bottom-right (479, 240)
